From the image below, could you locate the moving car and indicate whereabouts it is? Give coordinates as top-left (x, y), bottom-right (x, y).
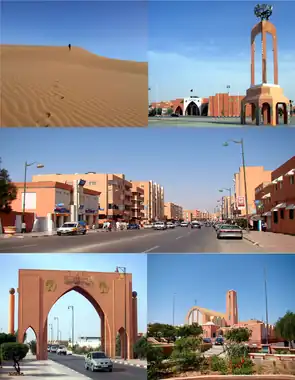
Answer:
top-left (167, 222), bottom-right (175, 229)
top-left (50, 345), bottom-right (59, 353)
top-left (57, 345), bottom-right (67, 355)
top-left (180, 222), bottom-right (189, 227)
top-left (84, 351), bottom-right (113, 372)
top-left (47, 345), bottom-right (51, 352)
top-left (57, 221), bottom-right (87, 236)
top-left (216, 224), bottom-right (243, 239)
top-left (215, 337), bottom-right (224, 345)
top-left (143, 223), bottom-right (153, 229)
top-left (153, 222), bottom-right (167, 230)
top-left (191, 221), bottom-right (201, 229)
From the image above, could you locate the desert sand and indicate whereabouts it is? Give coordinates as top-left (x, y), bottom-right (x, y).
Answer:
top-left (0, 45), bottom-right (148, 127)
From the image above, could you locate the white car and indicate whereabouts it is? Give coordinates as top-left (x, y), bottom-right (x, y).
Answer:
top-left (50, 345), bottom-right (59, 353)
top-left (57, 222), bottom-right (87, 236)
top-left (57, 345), bottom-right (67, 355)
top-left (153, 222), bottom-right (167, 230)
top-left (167, 222), bottom-right (175, 229)
top-left (143, 223), bottom-right (153, 229)
top-left (85, 351), bottom-right (113, 372)
top-left (181, 222), bottom-right (189, 227)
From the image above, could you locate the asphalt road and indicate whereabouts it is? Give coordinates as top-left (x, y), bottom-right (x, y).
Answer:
top-left (0, 227), bottom-right (265, 253)
top-left (148, 116), bottom-right (295, 127)
top-left (49, 353), bottom-right (146, 380)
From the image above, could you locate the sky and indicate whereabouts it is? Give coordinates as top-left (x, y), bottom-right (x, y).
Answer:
top-left (1, 128), bottom-right (295, 212)
top-left (1, 0), bottom-right (147, 62)
top-left (148, 254), bottom-right (295, 326)
top-left (148, 1), bottom-right (295, 101)
top-left (0, 254), bottom-right (147, 342)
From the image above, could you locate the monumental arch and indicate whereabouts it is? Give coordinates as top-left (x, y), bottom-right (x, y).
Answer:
top-left (241, 5), bottom-right (289, 126)
top-left (9, 269), bottom-right (138, 360)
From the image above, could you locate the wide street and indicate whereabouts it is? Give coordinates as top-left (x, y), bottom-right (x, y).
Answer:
top-left (148, 115), bottom-right (295, 127)
top-left (49, 353), bottom-right (146, 380)
top-left (0, 226), bottom-right (266, 253)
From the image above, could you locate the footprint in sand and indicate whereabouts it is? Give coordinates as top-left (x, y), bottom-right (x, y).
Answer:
top-left (35, 112), bottom-right (52, 127)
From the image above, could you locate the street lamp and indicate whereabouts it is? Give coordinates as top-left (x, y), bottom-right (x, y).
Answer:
top-left (219, 188), bottom-right (232, 219)
top-left (68, 306), bottom-right (74, 347)
top-left (54, 317), bottom-right (59, 342)
top-left (22, 161), bottom-right (44, 222)
top-left (49, 323), bottom-right (53, 343)
top-left (223, 139), bottom-right (250, 232)
top-left (115, 266), bottom-right (127, 360)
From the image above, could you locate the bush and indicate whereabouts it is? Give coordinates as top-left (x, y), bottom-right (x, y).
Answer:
top-left (134, 336), bottom-right (147, 359)
top-left (230, 357), bottom-right (254, 375)
top-left (225, 343), bottom-right (250, 359)
top-left (211, 355), bottom-right (228, 374)
top-left (147, 344), bottom-right (165, 380)
top-left (29, 340), bottom-right (37, 355)
top-left (172, 350), bottom-right (204, 373)
top-left (1, 342), bottom-right (29, 374)
top-left (225, 327), bottom-right (252, 343)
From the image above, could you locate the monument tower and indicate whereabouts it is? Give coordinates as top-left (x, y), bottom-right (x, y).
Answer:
top-left (241, 4), bottom-right (289, 126)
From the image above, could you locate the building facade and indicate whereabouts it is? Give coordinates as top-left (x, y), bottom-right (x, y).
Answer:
top-left (255, 156), bottom-right (295, 234)
top-left (164, 202), bottom-right (183, 221)
top-left (131, 183), bottom-right (145, 222)
top-left (32, 172), bottom-right (133, 222)
top-left (131, 181), bottom-right (164, 221)
top-left (233, 166), bottom-right (272, 217)
top-left (11, 181), bottom-right (100, 231)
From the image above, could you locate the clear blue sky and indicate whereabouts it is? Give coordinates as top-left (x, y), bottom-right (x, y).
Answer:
top-left (148, 254), bottom-right (295, 326)
top-left (0, 254), bottom-right (147, 342)
top-left (148, 1), bottom-right (295, 101)
top-left (1, 0), bottom-right (147, 62)
top-left (1, 128), bottom-right (294, 212)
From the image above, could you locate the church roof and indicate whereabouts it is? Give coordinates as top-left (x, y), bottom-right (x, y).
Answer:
top-left (192, 306), bottom-right (226, 318)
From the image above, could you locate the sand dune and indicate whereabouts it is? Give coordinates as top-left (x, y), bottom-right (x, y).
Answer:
top-left (0, 45), bottom-right (148, 127)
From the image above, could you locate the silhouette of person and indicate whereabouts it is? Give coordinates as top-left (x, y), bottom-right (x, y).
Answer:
top-left (68, 44), bottom-right (71, 51)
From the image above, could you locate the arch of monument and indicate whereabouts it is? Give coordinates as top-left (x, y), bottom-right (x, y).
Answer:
top-left (241, 15), bottom-right (289, 126)
top-left (8, 269), bottom-right (138, 360)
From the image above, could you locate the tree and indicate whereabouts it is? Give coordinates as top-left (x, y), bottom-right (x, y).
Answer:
top-left (171, 337), bottom-right (203, 373)
top-left (29, 340), bottom-right (37, 355)
top-left (156, 108), bottom-right (162, 116)
top-left (133, 336), bottom-right (148, 359)
top-left (1, 342), bottom-right (29, 375)
top-left (167, 108), bottom-right (173, 115)
top-left (177, 323), bottom-right (203, 338)
top-left (0, 333), bottom-right (17, 367)
top-left (225, 327), bottom-right (252, 343)
top-left (275, 311), bottom-right (295, 349)
top-left (116, 334), bottom-right (121, 356)
top-left (0, 167), bottom-right (17, 213)
top-left (148, 323), bottom-right (177, 343)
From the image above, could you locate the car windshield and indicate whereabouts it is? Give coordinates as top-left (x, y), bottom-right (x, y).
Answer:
top-left (62, 223), bottom-right (76, 228)
top-left (220, 225), bottom-right (240, 229)
top-left (92, 352), bottom-right (107, 359)
top-left (52, 345), bottom-right (58, 349)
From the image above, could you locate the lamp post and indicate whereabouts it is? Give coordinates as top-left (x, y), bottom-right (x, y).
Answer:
top-left (115, 266), bottom-right (127, 360)
top-left (264, 268), bottom-right (269, 345)
top-left (49, 323), bottom-right (53, 343)
top-left (226, 85), bottom-right (231, 117)
top-left (223, 139), bottom-right (249, 231)
top-left (219, 188), bottom-right (232, 219)
top-left (68, 306), bottom-right (74, 347)
top-left (22, 161), bottom-right (44, 222)
top-left (54, 317), bottom-right (59, 342)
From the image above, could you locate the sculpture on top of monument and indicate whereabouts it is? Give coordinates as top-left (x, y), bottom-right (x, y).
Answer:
top-left (254, 4), bottom-right (273, 21)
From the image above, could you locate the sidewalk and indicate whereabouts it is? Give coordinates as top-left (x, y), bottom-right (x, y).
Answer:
top-left (243, 230), bottom-right (295, 253)
top-left (0, 355), bottom-right (90, 379)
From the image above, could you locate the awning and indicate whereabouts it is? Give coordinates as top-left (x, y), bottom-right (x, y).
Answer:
top-left (271, 203), bottom-right (286, 211)
top-left (276, 176), bottom-right (283, 182)
top-left (286, 204), bottom-right (295, 210)
top-left (251, 215), bottom-right (263, 221)
top-left (271, 179), bottom-right (278, 184)
top-left (285, 169), bottom-right (295, 176)
top-left (262, 212), bottom-right (272, 216)
top-left (262, 193), bottom-right (271, 199)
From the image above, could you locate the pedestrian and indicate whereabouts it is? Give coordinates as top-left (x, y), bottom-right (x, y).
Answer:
top-left (116, 221), bottom-right (120, 231)
top-left (21, 221), bottom-right (26, 233)
top-left (68, 43), bottom-right (71, 51)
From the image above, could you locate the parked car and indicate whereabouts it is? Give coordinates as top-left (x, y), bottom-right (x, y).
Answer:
top-left (191, 221), bottom-right (201, 229)
top-left (215, 337), bottom-right (224, 345)
top-left (57, 345), bottom-right (67, 355)
top-left (143, 223), bottom-right (153, 229)
top-left (180, 222), bottom-right (189, 227)
top-left (127, 223), bottom-right (140, 230)
top-left (47, 345), bottom-right (51, 352)
top-left (167, 222), bottom-right (175, 229)
top-left (57, 221), bottom-right (87, 236)
top-left (216, 224), bottom-right (243, 239)
top-left (153, 222), bottom-right (167, 230)
top-left (50, 345), bottom-right (59, 353)
top-left (171, 113), bottom-right (179, 117)
top-left (84, 351), bottom-right (113, 372)
top-left (203, 338), bottom-right (212, 343)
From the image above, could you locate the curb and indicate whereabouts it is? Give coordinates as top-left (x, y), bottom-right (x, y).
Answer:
top-left (243, 235), bottom-right (263, 247)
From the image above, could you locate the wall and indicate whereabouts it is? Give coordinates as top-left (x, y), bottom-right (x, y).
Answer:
top-left (0, 211), bottom-right (34, 232)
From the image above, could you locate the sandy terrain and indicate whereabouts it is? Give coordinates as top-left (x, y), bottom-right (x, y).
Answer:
top-left (0, 45), bottom-right (148, 127)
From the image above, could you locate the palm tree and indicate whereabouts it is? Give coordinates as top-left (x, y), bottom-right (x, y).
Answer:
top-left (275, 311), bottom-right (295, 349)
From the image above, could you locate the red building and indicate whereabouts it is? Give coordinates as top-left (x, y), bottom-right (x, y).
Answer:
top-left (208, 93), bottom-right (252, 117)
top-left (255, 156), bottom-right (295, 234)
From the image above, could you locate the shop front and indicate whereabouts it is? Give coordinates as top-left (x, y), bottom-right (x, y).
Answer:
top-left (53, 205), bottom-right (71, 228)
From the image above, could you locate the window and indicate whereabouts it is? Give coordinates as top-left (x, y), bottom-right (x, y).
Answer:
top-left (290, 175), bottom-right (295, 185)
top-left (275, 184), bottom-right (278, 191)
top-left (290, 210), bottom-right (294, 220)
top-left (273, 211), bottom-right (278, 224)
top-left (89, 181), bottom-right (96, 186)
top-left (279, 182), bottom-right (283, 189)
top-left (280, 209), bottom-right (284, 219)
top-left (108, 204), bottom-right (113, 209)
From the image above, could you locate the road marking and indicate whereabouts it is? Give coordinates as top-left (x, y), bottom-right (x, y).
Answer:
top-left (0, 244), bottom-right (38, 252)
top-left (176, 236), bottom-right (184, 240)
top-left (142, 246), bottom-right (159, 253)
